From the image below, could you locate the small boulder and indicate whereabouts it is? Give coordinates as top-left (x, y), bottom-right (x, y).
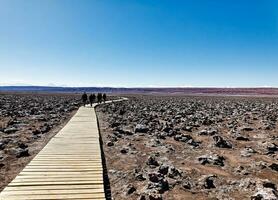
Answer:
top-left (213, 135), bottom-right (232, 148)
top-left (198, 154), bottom-right (225, 166)
top-left (201, 175), bottom-right (217, 189)
top-left (106, 141), bottom-right (114, 146)
top-left (16, 148), bottom-right (30, 158)
top-left (135, 124), bottom-right (149, 133)
top-left (126, 184), bottom-right (136, 195)
top-left (4, 127), bottom-right (18, 134)
top-left (120, 147), bottom-right (129, 154)
top-left (158, 164), bottom-right (169, 175)
top-left (269, 163), bottom-right (278, 172)
top-left (147, 156), bottom-right (159, 167)
top-left (251, 188), bottom-right (278, 200)
top-left (241, 147), bottom-right (257, 157)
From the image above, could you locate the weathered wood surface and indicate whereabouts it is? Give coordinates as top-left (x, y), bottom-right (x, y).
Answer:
top-left (0, 99), bottom-right (125, 200)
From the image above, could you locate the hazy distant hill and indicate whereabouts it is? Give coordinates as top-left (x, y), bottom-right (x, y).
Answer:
top-left (1, 86), bottom-right (278, 96)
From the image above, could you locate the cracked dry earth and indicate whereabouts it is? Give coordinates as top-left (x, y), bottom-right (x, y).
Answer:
top-left (96, 95), bottom-right (278, 200)
top-left (0, 93), bottom-right (80, 191)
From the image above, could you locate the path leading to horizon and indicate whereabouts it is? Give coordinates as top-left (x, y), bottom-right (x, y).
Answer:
top-left (0, 99), bottom-right (125, 200)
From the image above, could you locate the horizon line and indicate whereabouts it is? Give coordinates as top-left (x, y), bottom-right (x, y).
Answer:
top-left (1, 85), bottom-right (278, 89)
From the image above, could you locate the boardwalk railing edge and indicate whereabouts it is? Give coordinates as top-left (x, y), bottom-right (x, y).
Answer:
top-left (94, 97), bottom-right (128, 200)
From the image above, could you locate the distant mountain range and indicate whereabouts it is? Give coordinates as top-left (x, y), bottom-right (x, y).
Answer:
top-left (1, 86), bottom-right (278, 96)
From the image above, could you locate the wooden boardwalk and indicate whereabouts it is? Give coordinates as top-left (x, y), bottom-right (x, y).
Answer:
top-left (0, 99), bottom-right (124, 200)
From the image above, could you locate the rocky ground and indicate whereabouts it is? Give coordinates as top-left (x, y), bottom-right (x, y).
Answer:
top-left (0, 93), bottom-right (81, 191)
top-left (96, 95), bottom-right (278, 200)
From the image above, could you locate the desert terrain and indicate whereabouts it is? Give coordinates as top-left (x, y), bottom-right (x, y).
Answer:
top-left (96, 95), bottom-right (278, 200)
top-left (0, 93), bottom-right (80, 191)
top-left (0, 93), bottom-right (277, 200)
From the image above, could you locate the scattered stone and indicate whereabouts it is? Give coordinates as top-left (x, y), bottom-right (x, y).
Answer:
top-left (269, 163), bottom-right (278, 172)
top-left (147, 155), bottom-right (159, 167)
top-left (126, 184), bottom-right (136, 195)
top-left (183, 126), bottom-right (193, 132)
top-left (198, 154), bottom-right (225, 166)
top-left (266, 143), bottom-right (278, 154)
top-left (18, 143), bottom-right (28, 149)
top-left (251, 188), bottom-right (278, 200)
top-left (135, 124), bottom-right (149, 133)
top-left (95, 95), bottom-right (278, 199)
top-left (199, 129), bottom-right (208, 135)
top-left (158, 164), bottom-right (169, 175)
top-left (16, 148), bottom-right (30, 158)
top-left (168, 166), bottom-right (182, 179)
top-left (0, 142), bottom-right (6, 150)
top-left (199, 175), bottom-right (217, 189)
top-left (120, 147), bottom-right (129, 154)
top-left (207, 129), bottom-right (218, 135)
top-left (148, 193), bottom-right (163, 200)
top-left (107, 141), bottom-right (114, 146)
top-left (41, 124), bottom-right (51, 133)
top-left (235, 134), bottom-right (250, 141)
top-left (182, 180), bottom-right (192, 190)
top-left (241, 127), bottom-right (254, 131)
top-left (149, 173), bottom-right (162, 183)
top-left (241, 147), bottom-right (257, 157)
top-left (213, 135), bottom-right (232, 148)
top-left (32, 129), bottom-right (41, 135)
top-left (4, 127), bottom-right (18, 134)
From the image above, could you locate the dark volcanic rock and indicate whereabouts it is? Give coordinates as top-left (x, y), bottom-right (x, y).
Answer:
top-left (0, 142), bottom-right (6, 150)
top-left (241, 126), bottom-right (254, 131)
top-left (18, 142), bottom-right (28, 149)
top-left (198, 154), bottom-right (225, 166)
top-left (251, 188), bottom-right (278, 200)
top-left (158, 164), bottom-right (169, 175)
top-left (147, 155), bottom-right (159, 167)
top-left (16, 148), bottom-right (30, 158)
top-left (213, 135), bottom-right (232, 148)
top-left (199, 175), bottom-right (217, 189)
top-left (241, 147), bottom-right (257, 157)
top-left (4, 127), bottom-right (18, 134)
top-left (126, 184), bottom-right (136, 195)
top-left (269, 163), bottom-right (278, 172)
top-left (95, 95), bottom-right (278, 200)
top-left (135, 124), bottom-right (149, 133)
top-left (266, 143), bottom-right (278, 154)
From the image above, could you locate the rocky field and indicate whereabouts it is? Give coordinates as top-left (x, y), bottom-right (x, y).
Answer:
top-left (96, 95), bottom-right (278, 200)
top-left (0, 93), bottom-right (80, 191)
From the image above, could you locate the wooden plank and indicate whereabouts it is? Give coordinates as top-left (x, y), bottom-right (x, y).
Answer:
top-left (21, 169), bottom-right (103, 172)
top-left (27, 163), bottom-right (102, 166)
top-left (4, 185), bottom-right (104, 191)
top-left (11, 177), bottom-right (103, 183)
top-left (19, 171), bottom-right (103, 175)
top-left (8, 181), bottom-right (103, 186)
top-left (0, 193), bottom-right (105, 199)
top-left (16, 175), bottom-right (103, 179)
top-left (1, 188), bottom-right (104, 195)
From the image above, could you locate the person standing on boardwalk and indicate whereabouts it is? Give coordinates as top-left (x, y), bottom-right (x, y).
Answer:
top-left (102, 93), bottom-right (107, 102)
top-left (89, 93), bottom-right (96, 107)
top-left (97, 93), bottom-right (102, 104)
top-left (81, 92), bottom-right (88, 107)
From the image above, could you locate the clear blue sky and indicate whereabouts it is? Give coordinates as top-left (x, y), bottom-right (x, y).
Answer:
top-left (0, 0), bottom-right (278, 87)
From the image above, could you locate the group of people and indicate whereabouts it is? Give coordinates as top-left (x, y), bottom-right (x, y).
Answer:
top-left (81, 92), bottom-right (107, 106)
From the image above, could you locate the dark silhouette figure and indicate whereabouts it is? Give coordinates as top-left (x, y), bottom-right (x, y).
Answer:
top-left (81, 92), bottom-right (88, 107)
top-left (89, 94), bottom-right (96, 107)
top-left (103, 93), bottom-right (107, 102)
top-left (97, 93), bottom-right (102, 103)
